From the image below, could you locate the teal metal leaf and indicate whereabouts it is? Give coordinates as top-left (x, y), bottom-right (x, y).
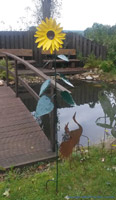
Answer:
top-left (60, 91), bottom-right (76, 106)
top-left (111, 126), bottom-right (116, 138)
top-left (98, 92), bottom-right (115, 125)
top-left (96, 122), bottom-right (112, 129)
top-left (57, 54), bottom-right (69, 62)
top-left (60, 74), bottom-right (74, 87)
top-left (39, 79), bottom-right (51, 97)
top-left (35, 95), bottom-right (54, 117)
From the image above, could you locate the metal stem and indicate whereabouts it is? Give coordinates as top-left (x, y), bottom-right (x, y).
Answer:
top-left (54, 52), bottom-right (59, 193)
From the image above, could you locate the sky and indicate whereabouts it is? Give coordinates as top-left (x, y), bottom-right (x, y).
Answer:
top-left (0, 0), bottom-right (116, 31)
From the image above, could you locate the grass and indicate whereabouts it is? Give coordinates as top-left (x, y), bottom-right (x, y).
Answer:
top-left (0, 146), bottom-right (116, 200)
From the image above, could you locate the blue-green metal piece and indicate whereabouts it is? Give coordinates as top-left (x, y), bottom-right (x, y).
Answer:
top-left (35, 95), bottom-right (54, 117)
top-left (111, 126), bottom-right (116, 138)
top-left (60, 91), bottom-right (76, 106)
top-left (57, 54), bottom-right (69, 62)
top-left (39, 79), bottom-right (51, 97)
top-left (60, 74), bottom-right (74, 87)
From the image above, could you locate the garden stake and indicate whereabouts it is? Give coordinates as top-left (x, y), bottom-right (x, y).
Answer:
top-left (54, 52), bottom-right (59, 193)
top-left (45, 53), bottom-right (59, 193)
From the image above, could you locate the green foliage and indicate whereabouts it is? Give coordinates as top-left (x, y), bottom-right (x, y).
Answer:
top-left (84, 23), bottom-right (116, 64)
top-left (84, 53), bottom-right (102, 68)
top-left (0, 59), bottom-right (14, 80)
top-left (99, 60), bottom-right (115, 72)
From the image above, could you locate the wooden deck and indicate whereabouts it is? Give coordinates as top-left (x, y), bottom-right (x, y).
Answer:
top-left (0, 85), bottom-right (56, 169)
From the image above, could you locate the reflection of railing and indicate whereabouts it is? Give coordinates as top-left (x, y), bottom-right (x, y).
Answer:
top-left (2, 52), bottom-right (71, 151)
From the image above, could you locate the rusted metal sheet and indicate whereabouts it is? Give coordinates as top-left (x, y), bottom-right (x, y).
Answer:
top-left (60, 113), bottom-right (83, 159)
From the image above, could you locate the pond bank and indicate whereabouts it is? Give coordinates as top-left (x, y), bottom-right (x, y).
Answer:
top-left (15, 67), bottom-right (116, 85)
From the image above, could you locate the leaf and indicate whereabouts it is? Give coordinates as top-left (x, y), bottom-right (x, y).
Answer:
top-left (3, 189), bottom-right (10, 197)
top-left (35, 95), bottom-right (54, 117)
top-left (96, 122), bottom-right (112, 129)
top-left (111, 126), bottom-right (116, 138)
top-left (59, 74), bottom-right (74, 87)
top-left (98, 92), bottom-right (115, 125)
top-left (57, 54), bottom-right (69, 61)
top-left (39, 79), bottom-right (51, 97)
top-left (60, 91), bottom-right (76, 106)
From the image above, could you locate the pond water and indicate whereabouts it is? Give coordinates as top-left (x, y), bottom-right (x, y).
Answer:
top-left (18, 80), bottom-right (116, 146)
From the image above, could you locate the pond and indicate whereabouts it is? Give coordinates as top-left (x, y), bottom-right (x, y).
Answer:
top-left (18, 80), bottom-right (116, 146)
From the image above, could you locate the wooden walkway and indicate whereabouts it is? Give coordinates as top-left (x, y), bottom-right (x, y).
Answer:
top-left (0, 85), bottom-right (56, 169)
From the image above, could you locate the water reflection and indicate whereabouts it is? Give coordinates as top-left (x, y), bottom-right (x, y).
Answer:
top-left (96, 89), bottom-right (116, 139)
top-left (18, 81), bottom-right (116, 146)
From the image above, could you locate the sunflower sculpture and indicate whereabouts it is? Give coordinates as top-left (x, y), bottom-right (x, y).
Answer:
top-left (34, 18), bottom-right (66, 54)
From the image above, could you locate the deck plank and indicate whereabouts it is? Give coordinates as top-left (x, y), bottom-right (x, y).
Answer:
top-left (0, 85), bottom-right (56, 168)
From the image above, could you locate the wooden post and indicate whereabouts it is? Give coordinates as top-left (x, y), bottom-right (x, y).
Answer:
top-left (15, 60), bottom-right (18, 97)
top-left (5, 56), bottom-right (9, 86)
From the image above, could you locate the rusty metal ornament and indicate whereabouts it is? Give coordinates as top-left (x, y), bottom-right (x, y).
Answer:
top-left (60, 112), bottom-right (83, 159)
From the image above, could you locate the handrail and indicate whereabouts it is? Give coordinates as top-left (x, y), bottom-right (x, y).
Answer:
top-left (3, 52), bottom-right (71, 93)
top-left (3, 52), bottom-right (71, 151)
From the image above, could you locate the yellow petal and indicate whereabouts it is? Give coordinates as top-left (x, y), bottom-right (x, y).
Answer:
top-left (54, 40), bottom-right (60, 49)
top-left (43, 40), bottom-right (51, 50)
top-left (34, 34), bottom-right (39, 37)
top-left (56, 27), bottom-right (63, 34)
top-left (35, 37), bottom-right (45, 43)
top-left (46, 40), bottom-right (52, 50)
top-left (41, 20), bottom-right (48, 27)
top-left (39, 24), bottom-right (48, 31)
top-left (37, 39), bottom-right (47, 48)
top-left (45, 17), bottom-right (49, 24)
top-left (52, 40), bottom-right (55, 51)
top-left (55, 46), bottom-right (59, 52)
top-left (55, 37), bottom-right (63, 44)
top-left (56, 23), bottom-right (61, 29)
top-left (50, 47), bottom-right (53, 54)
top-left (53, 19), bottom-right (57, 29)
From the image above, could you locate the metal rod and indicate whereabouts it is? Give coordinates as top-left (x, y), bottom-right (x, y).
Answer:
top-left (54, 53), bottom-right (59, 193)
top-left (49, 87), bottom-right (56, 151)
top-left (15, 60), bottom-right (18, 97)
top-left (5, 56), bottom-right (9, 86)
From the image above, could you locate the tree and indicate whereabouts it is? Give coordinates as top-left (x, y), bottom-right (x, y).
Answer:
top-left (84, 23), bottom-right (110, 45)
top-left (32, 0), bottom-right (63, 24)
top-left (84, 23), bottom-right (116, 63)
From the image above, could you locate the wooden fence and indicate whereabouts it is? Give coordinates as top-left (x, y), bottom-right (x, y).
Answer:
top-left (0, 31), bottom-right (107, 64)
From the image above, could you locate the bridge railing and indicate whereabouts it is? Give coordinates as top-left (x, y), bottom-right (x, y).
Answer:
top-left (3, 52), bottom-right (71, 151)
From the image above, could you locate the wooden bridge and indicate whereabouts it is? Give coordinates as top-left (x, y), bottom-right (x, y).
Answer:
top-left (0, 85), bottom-right (56, 169)
top-left (0, 52), bottom-right (70, 169)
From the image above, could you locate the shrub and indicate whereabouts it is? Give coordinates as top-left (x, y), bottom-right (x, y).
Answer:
top-left (84, 53), bottom-right (102, 69)
top-left (0, 59), bottom-right (14, 80)
top-left (99, 60), bottom-right (115, 72)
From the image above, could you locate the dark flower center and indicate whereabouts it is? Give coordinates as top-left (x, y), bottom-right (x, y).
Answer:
top-left (47, 30), bottom-right (55, 40)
